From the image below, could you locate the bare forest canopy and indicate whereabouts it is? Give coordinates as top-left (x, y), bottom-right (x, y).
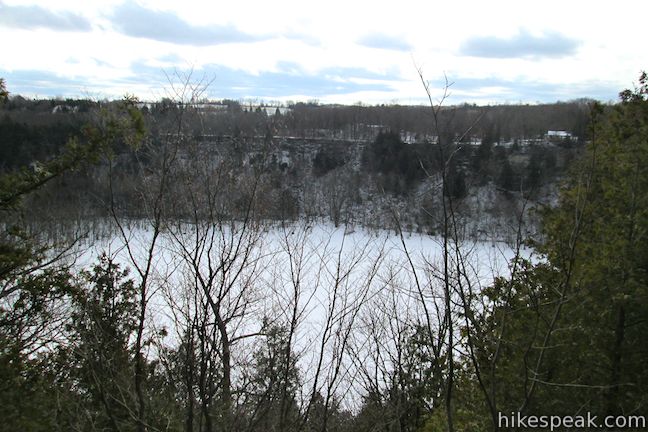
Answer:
top-left (1, 95), bottom-right (593, 149)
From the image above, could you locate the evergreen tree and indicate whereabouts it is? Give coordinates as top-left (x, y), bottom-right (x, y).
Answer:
top-left (496, 158), bottom-right (516, 191)
top-left (0, 83), bottom-right (146, 430)
top-left (468, 73), bottom-right (648, 426)
top-left (66, 254), bottom-right (139, 431)
top-left (537, 77), bottom-right (648, 416)
top-left (244, 321), bottom-right (301, 431)
top-left (0, 78), bottom-right (7, 103)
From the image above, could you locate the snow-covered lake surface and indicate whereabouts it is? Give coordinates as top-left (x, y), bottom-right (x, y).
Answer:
top-left (74, 221), bottom-right (524, 284)
top-left (68, 220), bottom-right (532, 407)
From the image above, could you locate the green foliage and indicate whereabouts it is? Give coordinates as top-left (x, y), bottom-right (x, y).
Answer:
top-left (470, 138), bottom-right (493, 181)
top-left (363, 130), bottom-right (425, 194)
top-left (0, 115), bottom-right (85, 170)
top-left (313, 147), bottom-right (346, 177)
top-left (244, 320), bottom-right (301, 431)
top-left (0, 78), bottom-right (7, 103)
top-left (0, 98), bottom-right (145, 210)
top-left (465, 73), bottom-right (648, 428)
top-left (537, 78), bottom-right (648, 415)
top-left (0, 225), bottom-right (76, 367)
top-left (496, 158), bottom-right (516, 191)
top-left (444, 160), bottom-right (467, 199)
top-left (524, 148), bottom-right (543, 190)
top-left (64, 254), bottom-right (139, 430)
top-left (72, 254), bottom-right (138, 352)
top-left (0, 85), bottom-right (151, 431)
top-left (0, 346), bottom-right (62, 431)
top-left (420, 370), bottom-right (490, 432)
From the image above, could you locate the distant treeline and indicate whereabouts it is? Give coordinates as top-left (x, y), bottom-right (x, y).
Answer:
top-left (1, 95), bottom-right (590, 236)
top-left (1, 95), bottom-right (592, 168)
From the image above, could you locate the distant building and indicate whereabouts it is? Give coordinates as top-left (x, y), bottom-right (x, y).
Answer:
top-left (52, 104), bottom-right (78, 114)
top-left (243, 105), bottom-right (291, 116)
top-left (546, 130), bottom-right (573, 141)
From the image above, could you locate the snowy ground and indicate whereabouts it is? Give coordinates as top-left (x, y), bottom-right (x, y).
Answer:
top-left (68, 220), bottom-right (532, 408)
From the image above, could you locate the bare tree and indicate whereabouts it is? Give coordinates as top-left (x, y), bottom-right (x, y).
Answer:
top-left (295, 226), bottom-right (386, 432)
top-left (104, 72), bottom-right (212, 431)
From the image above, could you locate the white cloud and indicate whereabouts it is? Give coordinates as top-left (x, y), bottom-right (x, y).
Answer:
top-left (1, 0), bottom-right (646, 103)
top-left (460, 30), bottom-right (581, 59)
top-left (0, 1), bottom-right (92, 31)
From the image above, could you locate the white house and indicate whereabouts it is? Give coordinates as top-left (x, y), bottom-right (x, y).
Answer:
top-left (546, 130), bottom-right (573, 140)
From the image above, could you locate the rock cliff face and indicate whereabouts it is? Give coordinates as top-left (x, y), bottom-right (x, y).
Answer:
top-left (164, 133), bottom-right (570, 241)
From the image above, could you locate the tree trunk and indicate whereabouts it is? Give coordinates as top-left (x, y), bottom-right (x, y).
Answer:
top-left (216, 313), bottom-right (232, 430)
top-left (606, 305), bottom-right (625, 416)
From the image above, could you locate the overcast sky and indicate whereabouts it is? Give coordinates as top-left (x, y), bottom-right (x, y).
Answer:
top-left (1, 0), bottom-right (646, 105)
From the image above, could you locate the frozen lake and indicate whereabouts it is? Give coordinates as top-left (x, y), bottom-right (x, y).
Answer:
top-left (69, 220), bottom-right (531, 408)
